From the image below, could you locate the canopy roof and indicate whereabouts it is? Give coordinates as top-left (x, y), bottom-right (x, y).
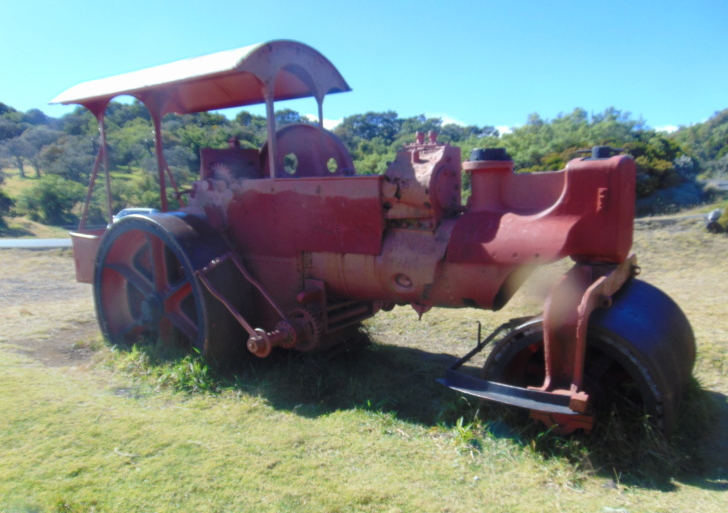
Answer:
top-left (50, 40), bottom-right (351, 115)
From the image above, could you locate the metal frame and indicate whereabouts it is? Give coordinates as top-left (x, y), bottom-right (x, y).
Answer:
top-left (51, 40), bottom-right (351, 223)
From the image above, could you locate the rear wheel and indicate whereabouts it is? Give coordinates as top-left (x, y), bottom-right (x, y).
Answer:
top-left (483, 279), bottom-right (695, 433)
top-left (94, 213), bottom-right (249, 362)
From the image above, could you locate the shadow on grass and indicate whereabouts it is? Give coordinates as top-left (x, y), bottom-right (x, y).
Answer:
top-left (115, 330), bottom-right (727, 492)
top-left (0, 224), bottom-right (33, 237)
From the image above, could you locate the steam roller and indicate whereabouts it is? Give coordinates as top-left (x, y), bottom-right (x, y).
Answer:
top-left (52, 40), bottom-right (696, 434)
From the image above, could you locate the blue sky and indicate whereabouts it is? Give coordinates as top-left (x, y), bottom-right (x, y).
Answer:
top-left (2, 0), bottom-right (726, 132)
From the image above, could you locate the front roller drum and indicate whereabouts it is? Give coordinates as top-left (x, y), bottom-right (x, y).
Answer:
top-left (483, 279), bottom-right (695, 434)
top-left (93, 213), bottom-right (250, 363)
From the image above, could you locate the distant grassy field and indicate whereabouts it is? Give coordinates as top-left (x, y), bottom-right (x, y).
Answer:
top-left (0, 166), bottom-right (141, 237)
top-left (0, 218), bottom-right (726, 512)
top-left (1, 166), bottom-right (39, 198)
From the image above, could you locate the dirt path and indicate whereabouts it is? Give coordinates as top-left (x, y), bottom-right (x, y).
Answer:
top-left (0, 249), bottom-right (98, 367)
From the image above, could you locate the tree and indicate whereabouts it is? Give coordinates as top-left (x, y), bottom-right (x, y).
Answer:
top-left (104, 100), bottom-right (150, 128)
top-left (0, 117), bottom-right (25, 141)
top-left (672, 108), bottom-right (728, 162)
top-left (17, 175), bottom-right (85, 225)
top-left (0, 187), bottom-right (13, 228)
top-left (38, 135), bottom-right (96, 183)
top-left (0, 135), bottom-right (32, 177)
top-left (19, 126), bottom-right (63, 177)
top-left (398, 114), bottom-right (442, 137)
top-left (108, 118), bottom-right (153, 170)
top-left (334, 111), bottom-right (402, 147)
top-left (61, 107), bottom-right (96, 136)
top-left (23, 108), bottom-right (48, 126)
top-left (275, 109), bottom-right (308, 127)
top-left (624, 133), bottom-right (684, 197)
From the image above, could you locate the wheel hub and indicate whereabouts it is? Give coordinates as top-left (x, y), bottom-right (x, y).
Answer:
top-left (140, 293), bottom-right (163, 325)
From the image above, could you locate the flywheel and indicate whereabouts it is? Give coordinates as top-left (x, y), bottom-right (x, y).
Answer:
top-left (93, 213), bottom-right (250, 362)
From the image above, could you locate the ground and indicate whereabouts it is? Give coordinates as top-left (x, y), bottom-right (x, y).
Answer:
top-left (0, 216), bottom-right (726, 512)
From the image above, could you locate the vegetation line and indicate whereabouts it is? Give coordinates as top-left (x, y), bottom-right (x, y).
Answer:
top-left (2, 101), bottom-right (728, 230)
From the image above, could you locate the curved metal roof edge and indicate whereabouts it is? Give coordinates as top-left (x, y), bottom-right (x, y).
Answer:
top-left (49, 40), bottom-right (351, 112)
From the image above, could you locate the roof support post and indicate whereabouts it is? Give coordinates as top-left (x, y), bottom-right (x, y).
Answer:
top-left (77, 100), bottom-right (112, 230)
top-left (99, 114), bottom-right (113, 224)
top-left (150, 113), bottom-right (168, 212)
top-left (77, 143), bottom-right (103, 231)
top-left (264, 87), bottom-right (277, 179)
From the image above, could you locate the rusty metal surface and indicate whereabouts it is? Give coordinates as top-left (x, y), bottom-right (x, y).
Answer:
top-left (541, 257), bottom-right (637, 395)
top-left (260, 124), bottom-right (355, 178)
top-left (448, 155), bottom-right (636, 266)
top-left (223, 175), bottom-right (386, 257)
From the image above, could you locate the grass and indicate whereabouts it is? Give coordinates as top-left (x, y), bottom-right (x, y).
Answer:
top-left (0, 216), bottom-right (72, 237)
top-left (2, 166), bottom-right (73, 237)
top-left (1, 166), bottom-right (40, 198)
top-left (0, 218), bottom-right (727, 512)
top-left (0, 165), bottom-right (140, 237)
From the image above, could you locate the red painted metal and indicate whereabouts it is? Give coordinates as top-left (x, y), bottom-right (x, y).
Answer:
top-left (55, 41), bottom-right (695, 433)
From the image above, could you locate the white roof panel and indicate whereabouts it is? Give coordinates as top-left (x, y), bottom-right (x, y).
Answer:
top-left (50, 40), bottom-right (351, 115)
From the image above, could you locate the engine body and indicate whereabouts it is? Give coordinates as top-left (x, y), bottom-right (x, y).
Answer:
top-left (182, 126), bottom-right (635, 355)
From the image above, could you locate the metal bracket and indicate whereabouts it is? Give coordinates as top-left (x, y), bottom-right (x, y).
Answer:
top-left (437, 317), bottom-right (584, 414)
top-left (439, 257), bottom-right (638, 434)
top-left (196, 251), bottom-right (296, 357)
top-left (540, 255), bottom-right (638, 395)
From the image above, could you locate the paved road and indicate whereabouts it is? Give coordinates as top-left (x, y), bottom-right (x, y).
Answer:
top-left (0, 238), bottom-right (72, 249)
top-left (705, 179), bottom-right (728, 191)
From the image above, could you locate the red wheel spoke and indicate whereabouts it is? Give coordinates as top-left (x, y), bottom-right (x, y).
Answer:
top-left (163, 279), bottom-right (192, 303)
top-left (165, 310), bottom-right (199, 343)
top-left (104, 262), bottom-right (153, 296)
top-left (119, 318), bottom-right (146, 342)
top-left (162, 280), bottom-right (198, 343)
top-left (147, 233), bottom-right (170, 293)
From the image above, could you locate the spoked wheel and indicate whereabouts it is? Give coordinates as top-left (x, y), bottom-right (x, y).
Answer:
top-left (94, 213), bottom-right (249, 362)
top-left (483, 279), bottom-right (695, 434)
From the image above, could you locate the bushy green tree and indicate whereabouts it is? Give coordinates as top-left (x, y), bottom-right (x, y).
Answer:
top-left (0, 117), bottom-right (25, 141)
top-left (624, 132), bottom-right (685, 197)
top-left (672, 109), bottom-right (728, 178)
top-left (0, 187), bottom-right (13, 228)
top-left (60, 107), bottom-right (96, 136)
top-left (38, 135), bottom-right (96, 183)
top-left (334, 111), bottom-right (402, 147)
top-left (108, 117), bottom-right (153, 170)
top-left (17, 175), bottom-right (85, 225)
top-left (0, 135), bottom-right (32, 177)
top-left (672, 108), bottom-right (728, 162)
top-left (19, 126), bottom-right (63, 177)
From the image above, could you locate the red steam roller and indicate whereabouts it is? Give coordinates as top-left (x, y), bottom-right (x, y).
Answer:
top-left (53, 41), bottom-right (695, 434)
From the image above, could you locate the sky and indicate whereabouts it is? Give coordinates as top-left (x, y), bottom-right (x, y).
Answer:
top-left (2, 0), bottom-right (727, 132)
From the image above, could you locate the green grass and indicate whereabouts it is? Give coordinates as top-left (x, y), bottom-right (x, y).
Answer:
top-left (1, 166), bottom-right (39, 198)
top-left (0, 216), bottom-right (72, 237)
top-left (0, 166), bottom-right (142, 236)
top-left (2, 340), bottom-right (725, 512)
top-left (1, 221), bottom-right (727, 512)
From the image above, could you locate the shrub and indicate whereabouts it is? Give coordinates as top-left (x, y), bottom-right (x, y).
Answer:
top-left (17, 175), bottom-right (84, 225)
top-left (0, 187), bottom-right (14, 228)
